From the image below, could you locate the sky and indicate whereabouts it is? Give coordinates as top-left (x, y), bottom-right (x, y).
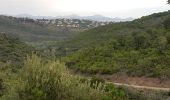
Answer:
top-left (0, 0), bottom-right (170, 18)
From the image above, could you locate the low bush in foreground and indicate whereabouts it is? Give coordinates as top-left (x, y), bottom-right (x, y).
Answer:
top-left (21, 55), bottom-right (104, 100)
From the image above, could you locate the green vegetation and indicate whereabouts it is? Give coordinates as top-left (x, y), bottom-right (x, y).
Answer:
top-left (0, 32), bottom-right (127, 100)
top-left (0, 33), bottom-right (128, 100)
top-left (121, 87), bottom-right (170, 100)
top-left (1, 33), bottom-right (163, 100)
top-left (1, 11), bottom-right (170, 99)
top-left (63, 11), bottom-right (170, 79)
top-left (0, 16), bottom-right (108, 56)
top-left (0, 16), bottom-right (105, 43)
top-left (61, 11), bottom-right (170, 49)
top-left (21, 55), bottom-right (105, 100)
top-left (0, 32), bottom-right (33, 70)
top-left (1, 54), bottom-right (167, 100)
top-left (0, 16), bottom-right (84, 42)
top-left (0, 54), bottom-right (129, 100)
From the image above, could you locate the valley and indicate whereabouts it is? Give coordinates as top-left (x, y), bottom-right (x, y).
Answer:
top-left (0, 10), bottom-right (170, 100)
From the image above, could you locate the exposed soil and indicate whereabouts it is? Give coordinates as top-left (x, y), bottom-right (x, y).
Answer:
top-left (97, 74), bottom-right (170, 88)
top-left (70, 69), bottom-right (170, 91)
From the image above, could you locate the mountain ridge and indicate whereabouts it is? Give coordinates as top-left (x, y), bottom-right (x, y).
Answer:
top-left (15, 14), bottom-right (134, 22)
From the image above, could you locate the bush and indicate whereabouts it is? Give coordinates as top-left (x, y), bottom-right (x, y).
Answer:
top-left (90, 77), bottom-right (105, 89)
top-left (21, 55), bottom-right (105, 100)
top-left (103, 83), bottom-right (126, 100)
top-left (0, 79), bottom-right (4, 97)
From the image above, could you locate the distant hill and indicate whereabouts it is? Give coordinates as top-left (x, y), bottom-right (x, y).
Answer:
top-left (15, 14), bottom-right (134, 22)
top-left (82, 15), bottom-right (134, 22)
top-left (0, 15), bottom-right (110, 42)
top-left (61, 11), bottom-right (170, 79)
top-left (60, 11), bottom-right (170, 49)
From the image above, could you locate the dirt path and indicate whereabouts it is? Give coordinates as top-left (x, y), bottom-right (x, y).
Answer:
top-left (109, 82), bottom-right (170, 91)
top-left (72, 71), bottom-right (170, 91)
top-left (94, 74), bottom-right (170, 91)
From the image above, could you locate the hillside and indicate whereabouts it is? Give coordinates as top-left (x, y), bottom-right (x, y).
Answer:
top-left (0, 33), bottom-right (134, 100)
top-left (0, 15), bottom-right (111, 42)
top-left (0, 33), bottom-right (157, 100)
top-left (0, 32), bottom-right (33, 70)
top-left (0, 12), bottom-right (170, 100)
top-left (60, 11), bottom-right (170, 49)
top-left (61, 11), bottom-right (170, 79)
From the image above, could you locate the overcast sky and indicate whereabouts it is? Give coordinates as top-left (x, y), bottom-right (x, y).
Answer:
top-left (0, 0), bottom-right (170, 18)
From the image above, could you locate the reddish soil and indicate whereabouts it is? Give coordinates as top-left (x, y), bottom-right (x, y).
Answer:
top-left (97, 74), bottom-right (170, 88)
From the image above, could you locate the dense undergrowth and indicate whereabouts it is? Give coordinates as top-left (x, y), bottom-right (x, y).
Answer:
top-left (0, 55), bottom-right (129, 100)
top-left (0, 55), bottom-right (169, 100)
top-left (0, 32), bottom-right (33, 70)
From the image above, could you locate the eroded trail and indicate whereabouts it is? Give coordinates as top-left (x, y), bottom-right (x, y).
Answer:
top-left (109, 82), bottom-right (170, 91)
top-left (73, 71), bottom-right (170, 91)
top-left (96, 74), bottom-right (170, 91)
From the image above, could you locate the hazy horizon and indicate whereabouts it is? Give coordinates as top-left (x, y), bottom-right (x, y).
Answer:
top-left (0, 0), bottom-right (170, 18)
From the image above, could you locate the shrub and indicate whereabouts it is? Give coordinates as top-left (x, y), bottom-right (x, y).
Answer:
top-left (21, 55), bottom-right (105, 100)
top-left (90, 77), bottom-right (105, 89)
top-left (103, 83), bottom-right (126, 100)
top-left (0, 79), bottom-right (4, 97)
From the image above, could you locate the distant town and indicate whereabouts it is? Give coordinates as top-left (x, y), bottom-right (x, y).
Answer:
top-left (34, 18), bottom-right (112, 28)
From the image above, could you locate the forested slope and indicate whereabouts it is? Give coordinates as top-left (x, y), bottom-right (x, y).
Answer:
top-left (0, 32), bottom-right (33, 69)
top-left (63, 11), bottom-right (170, 79)
top-left (61, 11), bottom-right (170, 49)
